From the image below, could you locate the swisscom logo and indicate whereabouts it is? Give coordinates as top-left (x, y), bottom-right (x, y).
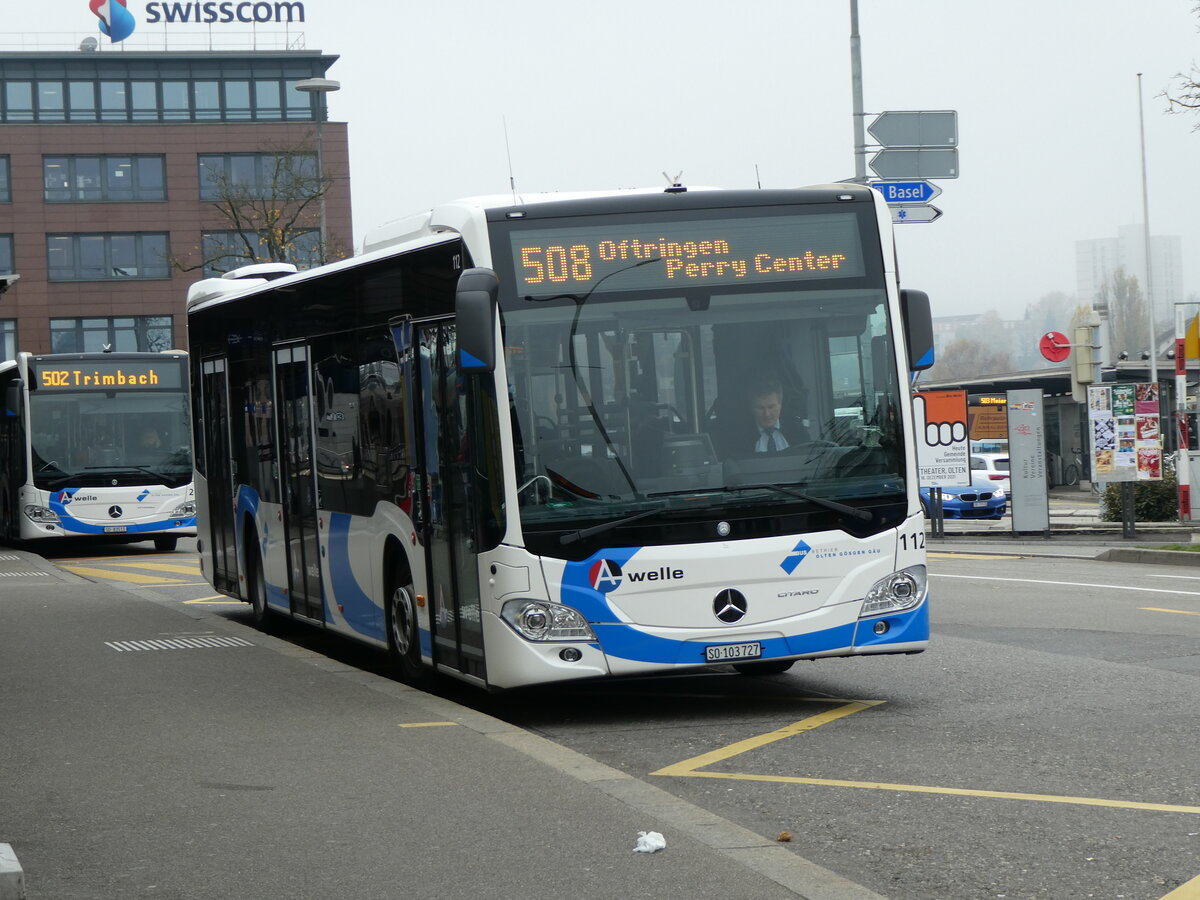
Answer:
top-left (90, 1), bottom-right (307, 43)
top-left (90, 0), bottom-right (136, 42)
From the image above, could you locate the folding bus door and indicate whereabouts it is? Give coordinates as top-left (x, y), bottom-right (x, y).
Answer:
top-left (199, 357), bottom-right (237, 593)
top-left (412, 320), bottom-right (485, 681)
top-left (273, 344), bottom-right (325, 622)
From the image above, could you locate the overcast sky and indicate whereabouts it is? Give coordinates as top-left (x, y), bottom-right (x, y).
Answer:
top-left (50, 0), bottom-right (1200, 322)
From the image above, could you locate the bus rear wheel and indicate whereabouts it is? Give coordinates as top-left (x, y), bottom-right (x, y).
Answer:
top-left (387, 561), bottom-right (431, 688)
top-left (154, 535), bottom-right (178, 552)
top-left (246, 543), bottom-right (273, 630)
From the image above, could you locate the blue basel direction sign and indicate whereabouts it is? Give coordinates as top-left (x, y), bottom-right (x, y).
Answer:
top-left (870, 180), bottom-right (941, 205)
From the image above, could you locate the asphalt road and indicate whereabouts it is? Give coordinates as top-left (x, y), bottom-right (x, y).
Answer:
top-left (21, 539), bottom-right (1200, 900)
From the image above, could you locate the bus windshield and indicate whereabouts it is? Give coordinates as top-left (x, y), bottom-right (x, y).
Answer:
top-left (28, 388), bottom-right (192, 489)
top-left (494, 202), bottom-right (907, 543)
top-left (502, 283), bottom-right (906, 533)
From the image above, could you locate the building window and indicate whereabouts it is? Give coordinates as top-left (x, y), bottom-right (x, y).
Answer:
top-left (68, 81), bottom-right (97, 121)
top-left (37, 81), bottom-right (66, 121)
top-left (224, 80), bottom-right (252, 119)
top-left (44, 155), bottom-right (166, 202)
top-left (50, 316), bottom-right (174, 354)
top-left (100, 81), bottom-right (127, 120)
top-left (46, 233), bottom-right (170, 282)
top-left (4, 81), bottom-right (33, 121)
top-left (0, 320), bottom-right (15, 361)
top-left (0, 56), bottom-right (332, 122)
top-left (0, 235), bottom-right (13, 274)
top-left (0, 157), bottom-right (9, 203)
top-left (2, 75), bottom-right (319, 123)
top-left (202, 229), bottom-right (320, 276)
top-left (162, 81), bottom-right (190, 120)
top-left (198, 152), bottom-right (317, 201)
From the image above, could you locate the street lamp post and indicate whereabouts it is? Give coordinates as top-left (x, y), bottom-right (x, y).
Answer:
top-left (294, 77), bottom-right (341, 264)
top-left (1136, 72), bottom-right (1157, 387)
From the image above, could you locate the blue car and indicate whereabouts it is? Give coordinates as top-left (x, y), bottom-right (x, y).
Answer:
top-left (920, 478), bottom-right (1007, 519)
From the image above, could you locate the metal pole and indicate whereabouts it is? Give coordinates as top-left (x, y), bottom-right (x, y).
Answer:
top-left (850, 0), bottom-right (867, 183)
top-left (1120, 481), bottom-right (1137, 538)
top-left (315, 115), bottom-right (326, 261)
top-left (1137, 73), bottom-right (1157, 386)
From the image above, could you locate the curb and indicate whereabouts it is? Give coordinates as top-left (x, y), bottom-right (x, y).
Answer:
top-left (1096, 547), bottom-right (1200, 566)
top-left (0, 844), bottom-right (25, 900)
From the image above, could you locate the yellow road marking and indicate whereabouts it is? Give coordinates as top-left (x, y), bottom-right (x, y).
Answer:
top-left (1141, 607), bottom-right (1200, 617)
top-left (399, 722), bottom-right (459, 728)
top-left (1161, 873), bottom-right (1200, 898)
top-left (109, 561), bottom-right (202, 575)
top-left (669, 771), bottom-right (1200, 815)
top-left (184, 596), bottom-right (244, 605)
top-left (652, 700), bottom-right (882, 776)
top-left (59, 565), bottom-right (186, 585)
top-left (652, 699), bottom-right (1200, 815)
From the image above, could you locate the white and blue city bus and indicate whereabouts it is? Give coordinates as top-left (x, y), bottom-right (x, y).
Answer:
top-left (0, 351), bottom-right (196, 550)
top-left (185, 184), bottom-right (934, 690)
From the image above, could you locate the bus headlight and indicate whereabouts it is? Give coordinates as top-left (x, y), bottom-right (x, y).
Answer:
top-left (860, 565), bottom-right (926, 617)
top-left (169, 501), bottom-right (196, 518)
top-left (23, 505), bottom-right (61, 525)
top-left (501, 600), bottom-right (595, 642)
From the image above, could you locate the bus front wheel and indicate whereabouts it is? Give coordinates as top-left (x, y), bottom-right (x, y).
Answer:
top-left (387, 559), bottom-right (431, 688)
top-left (154, 535), bottom-right (178, 552)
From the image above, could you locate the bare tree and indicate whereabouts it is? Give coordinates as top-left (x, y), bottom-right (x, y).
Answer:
top-left (1164, 4), bottom-right (1200, 125)
top-left (927, 338), bottom-right (1013, 382)
top-left (1023, 291), bottom-right (1075, 335)
top-left (172, 136), bottom-right (347, 274)
top-left (1097, 267), bottom-right (1149, 355)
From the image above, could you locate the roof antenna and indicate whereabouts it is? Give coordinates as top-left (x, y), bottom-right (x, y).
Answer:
top-left (503, 116), bottom-right (518, 202)
top-left (662, 170), bottom-right (685, 194)
top-left (755, 164), bottom-right (762, 189)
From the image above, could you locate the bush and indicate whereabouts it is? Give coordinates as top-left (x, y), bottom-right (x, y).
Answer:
top-left (1100, 472), bottom-right (1178, 522)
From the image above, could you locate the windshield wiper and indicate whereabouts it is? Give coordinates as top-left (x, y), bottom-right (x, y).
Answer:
top-left (559, 506), bottom-right (665, 546)
top-left (728, 483), bottom-right (872, 521)
top-left (82, 465), bottom-right (184, 486)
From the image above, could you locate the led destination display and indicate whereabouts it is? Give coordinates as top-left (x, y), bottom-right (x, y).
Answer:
top-left (509, 211), bottom-right (866, 299)
top-left (31, 360), bottom-right (184, 391)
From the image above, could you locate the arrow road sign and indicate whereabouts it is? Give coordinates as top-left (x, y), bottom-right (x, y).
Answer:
top-left (870, 148), bottom-right (959, 180)
top-left (869, 180), bottom-right (942, 204)
top-left (891, 205), bottom-right (943, 224)
top-left (868, 110), bottom-right (958, 148)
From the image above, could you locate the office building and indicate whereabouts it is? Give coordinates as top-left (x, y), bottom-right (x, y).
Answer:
top-left (1076, 225), bottom-right (1183, 328)
top-left (0, 44), bottom-right (351, 358)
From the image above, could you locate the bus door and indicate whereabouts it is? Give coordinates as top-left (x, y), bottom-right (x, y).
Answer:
top-left (411, 320), bottom-right (486, 681)
top-left (199, 357), bottom-right (237, 593)
top-left (272, 344), bottom-right (324, 622)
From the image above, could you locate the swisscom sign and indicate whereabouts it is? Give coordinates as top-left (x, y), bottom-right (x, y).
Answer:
top-left (91, 0), bottom-right (305, 44)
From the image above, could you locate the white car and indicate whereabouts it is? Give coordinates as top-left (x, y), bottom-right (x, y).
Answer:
top-left (970, 453), bottom-right (1010, 498)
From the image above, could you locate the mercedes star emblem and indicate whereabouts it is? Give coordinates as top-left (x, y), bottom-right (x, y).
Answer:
top-left (713, 589), bottom-right (748, 623)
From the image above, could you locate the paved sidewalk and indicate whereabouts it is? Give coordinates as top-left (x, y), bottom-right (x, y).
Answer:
top-left (0, 549), bottom-right (883, 900)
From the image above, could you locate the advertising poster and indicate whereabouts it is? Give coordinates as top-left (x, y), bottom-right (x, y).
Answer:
top-left (913, 391), bottom-right (970, 487)
top-left (1087, 383), bottom-right (1161, 481)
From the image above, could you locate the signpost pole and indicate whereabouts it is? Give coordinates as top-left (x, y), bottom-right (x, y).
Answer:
top-left (850, 0), bottom-right (868, 183)
top-left (1121, 482), bottom-right (1136, 537)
